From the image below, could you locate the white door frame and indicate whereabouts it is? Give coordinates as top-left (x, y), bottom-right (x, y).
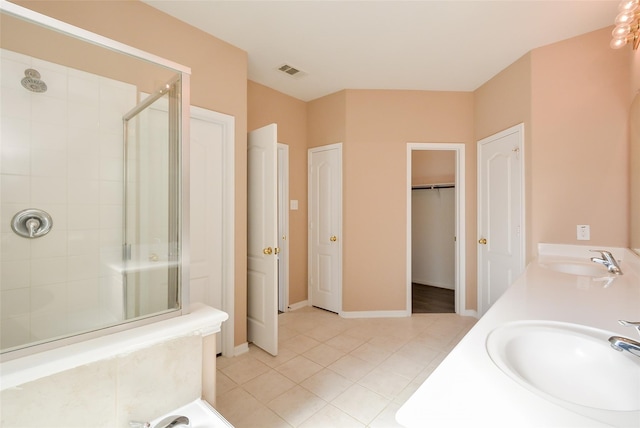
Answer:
top-left (277, 143), bottom-right (289, 313)
top-left (406, 143), bottom-right (467, 316)
top-left (190, 106), bottom-right (235, 357)
top-left (477, 124), bottom-right (525, 317)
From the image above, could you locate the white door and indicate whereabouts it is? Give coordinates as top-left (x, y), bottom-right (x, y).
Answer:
top-left (247, 124), bottom-right (278, 355)
top-left (189, 106), bottom-right (235, 356)
top-left (308, 143), bottom-right (342, 313)
top-left (478, 124), bottom-right (525, 316)
top-left (277, 144), bottom-right (289, 313)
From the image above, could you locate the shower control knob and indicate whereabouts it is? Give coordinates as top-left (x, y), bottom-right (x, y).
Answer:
top-left (11, 208), bottom-right (53, 239)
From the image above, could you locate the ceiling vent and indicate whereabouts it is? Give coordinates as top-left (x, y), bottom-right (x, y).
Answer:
top-left (276, 63), bottom-right (307, 79)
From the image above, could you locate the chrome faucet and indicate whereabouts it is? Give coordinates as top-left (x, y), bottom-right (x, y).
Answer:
top-left (129, 415), bottom-right (190, 428)
top-left (153, 416), bottom-right (190, 428)
top-left (609, 320), bottom-right (640, 358)
top-left (590, 250), bottom-right (623, 275)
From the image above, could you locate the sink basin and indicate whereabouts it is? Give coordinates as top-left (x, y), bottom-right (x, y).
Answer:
top-left (540, 261), bottom-right (611, 277)
top-left (486, 321), bottom-right (640, 418)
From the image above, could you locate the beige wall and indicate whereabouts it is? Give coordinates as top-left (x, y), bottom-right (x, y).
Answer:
top-left (411, 151), bottom-right (456, 186)
top-left (530, 27), bottom-right (630, 252)
top-left (247, 81), bottom-right (308, 305)
top-left (342, 90), bottom-right (475, 311)
top-left (15, 0), bottom-right (250, 347)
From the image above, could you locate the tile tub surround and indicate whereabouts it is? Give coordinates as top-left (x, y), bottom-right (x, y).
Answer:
top-left (396, 244), bottom-right (640, 427)
top-left (0, 304), bottom-right (228, 428)
top-left (215, 307), bottom-right (477, 427)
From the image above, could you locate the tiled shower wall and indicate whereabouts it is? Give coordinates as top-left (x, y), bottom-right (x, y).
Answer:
top-left (0, 49), bottom-right (136, 349)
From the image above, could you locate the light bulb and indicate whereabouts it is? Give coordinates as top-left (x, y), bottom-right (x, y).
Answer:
top-left (612, 24), bottom-right (631, 37)
top-left (615, 10), bottom-right (636, 25)
top-left (618, 0), bottom-right (639, 12)
top-left (610, 37), bottom-right (628, 49)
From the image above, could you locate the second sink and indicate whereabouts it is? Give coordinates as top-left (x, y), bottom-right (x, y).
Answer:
top-left (486, 320), bottom-right (640, 423)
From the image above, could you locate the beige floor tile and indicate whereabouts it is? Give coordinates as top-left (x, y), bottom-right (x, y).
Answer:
top-left (395, 338), bottom-right (441, 365)
top-left (233, 401), bottom-right (291, 428)
top-left (275, 355), bottom-right (324, 383)
top-left (220, 355), bottom-right (271, 385)
top-left (215, 387), bottom-right (264, 425)
top-left (215, 371), bottom-right (237, 395)
top-left (327, 354), bottom-right (375, 382)
top-left (251, 345), bottom-right (298, 368)
top-left (280, 334), bottom-right (321, 354)
top-left (376, 353), bottom-right (425, 380)
top-left (298, 404), bottom-right (365, 428)
top-left (331, 383), bottom-right (390, 425)
top-left (325, 333), bottom-right (366, 353)
top-left (214, 307), bottom-right (474, 427)
top-left (368, 401), bottom-right (405, 428)
top-left (268, 385), bottom-right (327, 426)
top-left (357, 367), bottom-right (412, 400)
top-left (349, 342), bottom-right (391, 365)
top-left (303, 343), bottom-right (345, 367)
top-left (243, 369), bottom-right (296, 403)
top-left (300, 368), bottom-right (354, 401)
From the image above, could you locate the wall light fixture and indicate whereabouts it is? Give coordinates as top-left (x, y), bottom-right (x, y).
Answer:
top-left (611, 0), bottom-right (640, 49)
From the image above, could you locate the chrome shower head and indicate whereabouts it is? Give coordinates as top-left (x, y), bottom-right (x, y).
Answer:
top-left (21, 68), bottom-right (47, 93)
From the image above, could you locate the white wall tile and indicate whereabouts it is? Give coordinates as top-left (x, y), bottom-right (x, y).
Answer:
top-left (32, 95), bottom-right (67, 125)
top-left (68, 126), bottom-right (100, 156)
top-left (30, 311), bottom-right (68, 340)
top-left (68, 179), bottom-right (100, 205)
top-left (1, 117), bottom-right (30, 150)
top-left (67, 229), bottom-right (100, 256)
top-left (30, 282), bottom-right (67, 315)
top-left (1, 232), bottom-right (30, 261)
top-left (0, 315), bottom-right (30, 349)
top-left (31, 176), bottom-right (66, 205)
top-left (1, 144), bottom-right (30, 175)
top-left (31, 121), bottom-right (67, 152)
top-left (69, 101), bottom-right (100, 130)
top-left (67, 278), bottom-right (100, 312)
top-left (68, 74), bottom-right (100, 105)
top-left (1, 259), bottom-right (30, 291)
top-left (31, 257), bottom-right (67, 286)
top-left (1, 175), bottom-right (30, 204)
top-left (100, 156), bottom-right (123, 181)
top-left (31, 149), bottom-right (67, 178)
top-left (1, 87), bottom-right (31, 120)
top-left (68, 154), bottom-right (100, 180)
top-left (67, 204), bottom-right (100, 230)
top-left (31, 228), bottom-right (67, 259)
top-left (68, 254), bottom-right (100, 281)
top-left (1, 288), bottom-right (30, 319)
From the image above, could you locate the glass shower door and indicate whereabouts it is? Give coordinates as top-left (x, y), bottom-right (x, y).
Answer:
top-left (122, 78), bottom-right (181, 320)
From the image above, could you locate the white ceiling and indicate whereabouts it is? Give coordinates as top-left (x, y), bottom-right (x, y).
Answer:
top-left (144, 1), bottom-right (619, 102)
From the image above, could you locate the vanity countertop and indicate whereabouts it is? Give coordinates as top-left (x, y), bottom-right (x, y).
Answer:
top-left (396, 244), bottom-right (640, 427)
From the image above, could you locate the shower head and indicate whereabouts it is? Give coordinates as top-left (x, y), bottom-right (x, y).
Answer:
top-left (21, 69), bottom-right (47, 93)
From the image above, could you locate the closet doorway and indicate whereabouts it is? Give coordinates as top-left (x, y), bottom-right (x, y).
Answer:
top-left (406, 143), bottom-right (466, 315)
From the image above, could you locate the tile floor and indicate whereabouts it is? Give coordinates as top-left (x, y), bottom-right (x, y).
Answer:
top-left (215, 307), bottom-right (477, 427)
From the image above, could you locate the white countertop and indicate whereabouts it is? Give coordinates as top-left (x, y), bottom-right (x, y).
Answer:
top-left (396, 244), bottom-right (640, 428)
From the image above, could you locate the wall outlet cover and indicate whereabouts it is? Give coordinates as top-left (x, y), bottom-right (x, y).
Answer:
top-left (577, 224), bottom-right (590, 241)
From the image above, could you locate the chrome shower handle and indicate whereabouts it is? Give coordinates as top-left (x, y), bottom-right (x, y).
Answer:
top-left (11, 208), bottom-right (53, 239)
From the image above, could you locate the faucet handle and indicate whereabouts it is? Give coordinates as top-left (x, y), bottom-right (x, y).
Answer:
top-left (619, 320), bottom-right (640, 336)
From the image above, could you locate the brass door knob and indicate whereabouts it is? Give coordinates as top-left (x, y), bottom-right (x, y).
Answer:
top-left (330, 235), bottom-right (337, 242)
top-left (263, 247), bottom-right (273, 255)
top-left (478, 238), bottom-right (487, 245)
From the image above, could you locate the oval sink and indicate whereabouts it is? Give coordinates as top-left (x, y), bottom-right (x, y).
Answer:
top-left (486, 321), bottom-right (640, 415)
top-left (540, 262), bottom-right (611, 278)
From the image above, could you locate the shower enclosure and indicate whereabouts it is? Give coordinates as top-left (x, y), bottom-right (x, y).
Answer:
top-left (0, 2), bottom-right (190, 358)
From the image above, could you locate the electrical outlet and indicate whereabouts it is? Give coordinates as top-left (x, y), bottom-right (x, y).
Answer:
top-left (577, 224), bottom-right (590, 241)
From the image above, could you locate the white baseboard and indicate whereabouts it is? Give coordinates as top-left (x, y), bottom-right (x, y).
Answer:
top-left (460, 309), bottom-right (478, 318)
top-left (234, 342), bottom-right (249, 356)
top-left (340, 310), bottom-right (410, 319)
top-left (287, 300), bottom-right (309, 311)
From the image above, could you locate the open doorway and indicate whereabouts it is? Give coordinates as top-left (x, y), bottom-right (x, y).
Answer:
top-left (406, 143), bottom-right (466, 315)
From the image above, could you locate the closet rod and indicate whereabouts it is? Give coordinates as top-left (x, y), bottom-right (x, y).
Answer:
top-left (412, 184), bottom-right (455, 190)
